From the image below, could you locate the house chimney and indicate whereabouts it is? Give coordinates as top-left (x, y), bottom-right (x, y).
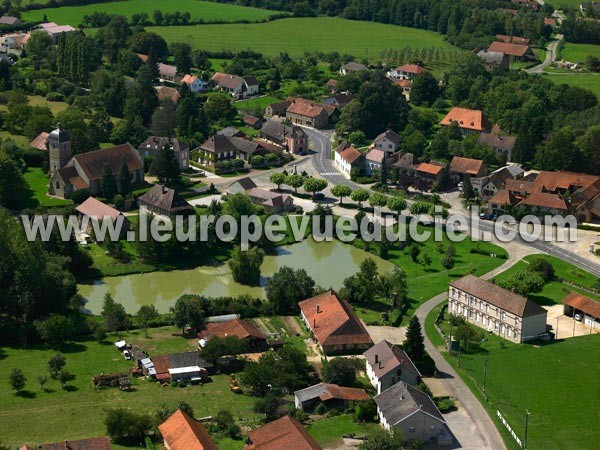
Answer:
top-left (313, 318), bottom-right (316, 329)
top-left (378, 361), bottom-right (383, 370)
top-left (316, 304), bottom-right (320, 314)
top-left (162, 185), bottom-right (168, 195)
top-left (374, 354), bottom-right (379, 364)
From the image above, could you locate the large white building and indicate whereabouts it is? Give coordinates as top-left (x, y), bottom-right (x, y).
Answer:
top-left (449, 275), bottom-right (548, 343)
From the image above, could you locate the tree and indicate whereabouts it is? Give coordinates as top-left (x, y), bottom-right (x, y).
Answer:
top-left (303, 177), bottom-right (328, 198)
top-left (386, 196), bottom-right (407, 215)
top-left (101, 293), bottom-right (128, 333)
top-left (151, 100), bottom-right (177, 137)
top-left (171, 295), bottom-right (204, 335)
top-left (23, 106), bottom-right (54, 140)
top-left (351, 189), bottom-right (370, 207)
top-left (331, 184), bottom-right (352, 204)
top-left (100, 163), bottom-right (117, 201)
top-left (270, 172), bottom-right (287, 190)
top-left (213, 409), bottom-right (240, 438)
top-left (497, 271), bottom-right (545, 296)
top-left (419, 253), bottom-right (432, 270)
top-left (379, 266), bottom-right (408, 308)
top-left (137, 304), bottom-right (159, 336)
top-left (223, 193), bottom-right (254, 221)
top-left (117, 159), bottom-right (132, 196)
top-left (285, 173), bottom-right (304, 193)
top-left (9, 368), bottom-right (26, 393)
top-left (322, 357), bottom-right (357, 386)
top-left (404, 316), bottom-right (425, 361)
top-left (462, 175), bottom-right (475, 200)
top-left (56, 368), bottom-right (73, 389)
top-left (128, 31), bottom-right (168, 58)
top-left (410, 71), bottom-right (440, 106)
top-left (527, 257), bottom-right (555, 281)
top-left (253, 393), bottom-right (280, 422)
top-left (150, 145), bottom-right (180, 185)
top-left (359, 428), bottom-right (406, 450)
top-left (368, 192), bottom-right (388, 210)
top-left (242, 347), bottom-right (310, 395)
top-left (48, 352), bottom-right (66, 379)
top-left (37, 374), bottom-right (48, 391)
top-left (265, 266), bottom-right (316, 314)
top-left (172, 42), bottom-right (192, 74)
top-left (408, 243), bottom-right (420, 262)
top-left (26, 30), bottom-right (53, 58)
top-left (578, 125), bottom-right (600, 175)
top-left (204, 93), bottom-right (236, 125)
top-left (200, 336), bottom-right (249, 364)
top-left (36, 314), bottom-right (75, 347)
top-left (105, 408), bottom-right (152, 441)
top-left (380, 155), bottom-right (388, 187)
top-left (229, 246), bottom-right (265, 286)
top-left (0, 151), bottom-right (27, 208)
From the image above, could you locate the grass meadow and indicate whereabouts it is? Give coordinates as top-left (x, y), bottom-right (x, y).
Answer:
top-left (545, 73), bottom-right (600, 99)
top-left (22, 0), bottom-right (277, 25)
top-left (143, 17), bottom-right (453, 57)
top-left (23, 167), bottom-right (73, 208)
top-left (560, 43), bottom-right (600, 63)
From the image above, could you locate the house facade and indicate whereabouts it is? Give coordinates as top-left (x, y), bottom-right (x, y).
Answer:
top-left (286, 98), bottom-right (337, 129)
top-left (180, 74), bottom-right (207, 93)
top-left (247, 187), bottom-right (294, 214)
top-left (260, 119), bottom-right (308, 154)
top-left (449, 275), bottom-right (548, 342)
top-left (138, 184), bottom-right (194, 218)
top-left (364, 340), bottom-right (421, 394)
top-left (334, 143), bottom-right (364, 178)
top-left (211, 72), bottom-right (259, 99)
top-left (294, 383), bottom-right (369, 410)
top-left (450, 156), bottom-right (487, 182)
top-left (138, 136), bottom-right (189, 170)
top-left (339, 61), bottom-right (367, 76)
top-left (477, 133), bottom-right (516, 162)
top-left (386, 64), bottom-right (427, 80)
top-left (372, 129), bottom-right (402, 154)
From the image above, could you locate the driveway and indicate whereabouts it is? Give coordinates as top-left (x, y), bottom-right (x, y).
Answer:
top-left (365, 325), bottom-right (406, 345)
top-left (526, 34), bottom-right (563, 74)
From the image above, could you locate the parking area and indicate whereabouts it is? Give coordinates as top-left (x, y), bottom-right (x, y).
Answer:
top-left (544, 304), bottom-right (600, 339)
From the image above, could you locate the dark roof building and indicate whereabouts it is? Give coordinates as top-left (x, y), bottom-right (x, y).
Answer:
top-left (364, 340), bottom-right (420, 393)
top-left (138, 136), bottom-right (190, 170)
top-left (294, 383), bottom-right (369, 409)
top-left (138, 184), bottom-right (194, 218)
top-left (39, 437), bottom-right (111, 450)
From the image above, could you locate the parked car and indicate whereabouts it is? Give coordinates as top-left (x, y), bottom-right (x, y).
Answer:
top-left (457, 182), bottom-right (464, 189)
top-left (574, 313), bottom-right (583, 322)
top-left (123, 350), bottom-right (132, 360)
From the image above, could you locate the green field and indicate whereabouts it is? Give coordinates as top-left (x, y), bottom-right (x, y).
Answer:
top-left (22, 0), bottom-right (277, 25)
top-left (560, 43), bottom-right (600, 63)
top-left (0, 327), bottom-right (263, 448)
top-left (546, 0), bottom-right (583, 9)
top-left (427, 310), bottom-right (600, 450)
top-left (545, 73), bottom-right (600, 99)
top-left (144, 17), bottom-right (453, 57)
top-left (307, 414), bottom-right (376, 446)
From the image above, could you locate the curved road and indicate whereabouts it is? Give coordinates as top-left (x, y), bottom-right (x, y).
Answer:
top-left (526, 34), bottom-right (563, 74)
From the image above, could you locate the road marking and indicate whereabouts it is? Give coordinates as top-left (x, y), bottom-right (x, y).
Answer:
top-left (320, 172), bottom-right (341, 176)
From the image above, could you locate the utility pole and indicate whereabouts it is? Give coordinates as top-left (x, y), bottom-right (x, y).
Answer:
top-left (483, 359), bottom-right (488, 398)
top-left (448, 319), bottom-right (453, 353)
top-left (523, 409), bottom-right (530, 450)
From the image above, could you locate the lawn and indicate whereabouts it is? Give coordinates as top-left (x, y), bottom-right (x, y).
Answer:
top-left (23, 167), bottom-right (73, 208)
top-left (235, 95), bottom-right (280, 113)
top-left (0, 326), bottom-right (262, 448)
top-left (545, 73), bottom-right (600, 99)
top-left (307, 414), bottom-right (376, 447)
top-left (493, 254), bottom-right (600, 306)
top-left (22, 0), bottom-right (278, 25)
top-left (426, 303), bottom-right (600, 450)
top-left (546, 0), bottom-right (585, 8)
top-left (144, 17), bottom-right (454, 58)
top-left (560, 42), bottom-right (600, 63)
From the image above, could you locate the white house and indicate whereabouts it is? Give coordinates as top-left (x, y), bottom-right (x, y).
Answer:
top-left (211, 72), bottom-right (259, 99)
top-left (375, 382), bottom-right (452, 446)
top-left (334, 141), bottom-right (364, 178)
top-left (339, 61), bottom-right (367, 76)
top-left (363, 340), bottom-right (421, 394)
top-left (181, 74), bottom-right (207, 93)
top-left (372, 129), bottom-right (402, 154)
top-left (386, 64), bottom-right (427, 80)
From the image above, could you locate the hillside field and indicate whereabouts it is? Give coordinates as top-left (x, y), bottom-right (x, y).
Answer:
top-left (22, 0), bottom-right (278, 25)
top-left (143, 17), bottom-right (453, 57)
top-left (545, 73), bottom-right (600, 98)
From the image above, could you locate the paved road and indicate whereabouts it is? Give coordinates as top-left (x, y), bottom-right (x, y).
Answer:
top-left (526, 34), bottom-right (563, 74)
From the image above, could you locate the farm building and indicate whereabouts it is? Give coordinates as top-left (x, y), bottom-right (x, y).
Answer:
top-left (245, 416), bottom-right (322, 450)
top-left (200, 318), bottom-right (268, 351)
top-left (562, 291), bottom-right (600, 329)
top-left (298, 290), bottom-right (373, 355)
top-left (34, 436), bottom-right (111, 450)
top-left (159, 409), bottom-right (217, 450)
top-left (294, 383), bottom-right (369, 410)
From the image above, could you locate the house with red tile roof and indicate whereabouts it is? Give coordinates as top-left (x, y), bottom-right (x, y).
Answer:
top-left (334, 144), bottom-right (364, 178)
top-left (75, 197), bottom-right (130, 239)
top-left (159, 409), bottom-right (218, 450)
top-left (562, 292), bottom-right (600, 327)
top-left (181, 74), bottom-right (207, 93)
top-left (387, 63), bottom-right (427, 80)
top-left (488, 41), bottom-right (534, 59)
top-left (286, 98), bottom-right (338, 129)
top-left (450, 156), bottom-right (487, 181)
top-left (200, 318), bottom-right (267, 351)
top-left (156, 86), bottom-right (180, 103)
top-left (440, 107), bottom-right (492, 135)
top-left (245, 416), bottom-right (322, 450)
top-left (294, 382), bottom-right (369, 410)
top-left (298, 290), bottom-right (373, 355)
top-left (517, 191), bottom-right (568, 214)
top-left (412, 162), bottom-right (445, 188)
top-left (37, 436), bottom-right (111, 450)
top-left (495, 34), bottom-right (531, 46)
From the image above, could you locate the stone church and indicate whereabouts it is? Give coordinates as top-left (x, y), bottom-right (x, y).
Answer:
top-left (48, 126), bottom-right (144, 198)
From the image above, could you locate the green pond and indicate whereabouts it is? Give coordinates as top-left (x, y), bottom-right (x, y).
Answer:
top-left (78, 238), bottom-right (396, 314)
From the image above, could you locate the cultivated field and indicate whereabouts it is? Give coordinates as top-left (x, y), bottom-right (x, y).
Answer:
top-left (560, 42), bottom-right (600, 63)
top-left (546, 73), bottom-right (600, 99)
top-left (144, 17), bottom-right (453, 57)
top-left (22, 0), bottom-right (278, 25)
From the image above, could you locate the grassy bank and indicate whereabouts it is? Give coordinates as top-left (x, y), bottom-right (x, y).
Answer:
top-left (545, 73), bottom-right (600, 99)
top-left (560, 43), bottom-right (600, 63)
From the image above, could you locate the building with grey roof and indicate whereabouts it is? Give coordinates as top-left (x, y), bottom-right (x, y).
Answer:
top-left (364, 340), bottom-right (420, 394)
top-left (374, 382), bottom-right (451, 445)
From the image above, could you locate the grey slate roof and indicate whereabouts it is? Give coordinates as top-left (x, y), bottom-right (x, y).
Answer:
top-left (363, 340), bottom-right (421, 378)
top-left (374, 382), bottom-right (445, 426)
top-left (477, 50), bottom-right (507, 65)
top-left (294, 383), bottom-right (330, 404)
top-left (217, 127), bottom-right (244, 138)
top-left (168, 351), bottom-right (213, 370)
top-left (138, 184), bottom-right (193, 214)
top-left (231, 177), bottom-right (257, 191)
top-left (477, 133), bottom-right (517, 150)
top-left (374, 129), bottom-right (402, 145)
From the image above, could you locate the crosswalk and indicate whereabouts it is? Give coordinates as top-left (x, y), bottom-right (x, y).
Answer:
top-left (320, 172), bottom-right (342, 176)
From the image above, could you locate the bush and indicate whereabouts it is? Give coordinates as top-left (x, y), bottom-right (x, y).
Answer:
top-left (113, 194), bottom-right (124, 209)
top-left (46, 92), bottom-right (65, 102)
top-left (70, 188), bottom-right (91, 205)
top-left (314, 402), bottom-right (327, 415)
top-left (435, 397), bottom-right (456, 413)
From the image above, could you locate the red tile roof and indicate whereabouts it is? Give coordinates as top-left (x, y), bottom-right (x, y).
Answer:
top-left (488, 189), bottom-right (515, 206)
top-left (414, 162), bottom-right (443, 175)
top-left (298, 290), bottom-right (373, 347)
top-left (30, 131), bottom-right (49, 150)
top-left (181, 74), bottom-right (199, 84)
top-left (157, 86), bottom-right (180, 103)
top-left (440, 107), bottom-right (491, 131)
top-left (488, 41), bottom-right (531, 57)
top-left (339, 146), bottom-right (364, 164)
top-left (365, 148), bottom-right (385, 164)
top-left (287, 98), bottom-right (335, 118)
top-left (450, 156), bottom-right (485, 176)
top-left (533, 171), bottom-right (599, 192)
top-left (40, 437), bottom-right (111, 450)
top-left (563, 291), bottom-right (600, 319)
top-left (518, 192), bottom-right (568, 210)
top-left (204, 318), bottom-right (266, 341)
top-left (505, 178), bottom-right (537, 194)
top-left (70, 143), bottom-right (143, 182)
top-left (320, 383), bottom-right (370, 402)
top-left (396, 64), bottom-right (427, 75)
top-left (495, 34), bottom-right (531, 45)
top-left (158, 409), bottom-right (218, 450)
top-left (76, 197), bottom-right (123, 221)
top-left (245, 416), bottom-right (322, 450)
